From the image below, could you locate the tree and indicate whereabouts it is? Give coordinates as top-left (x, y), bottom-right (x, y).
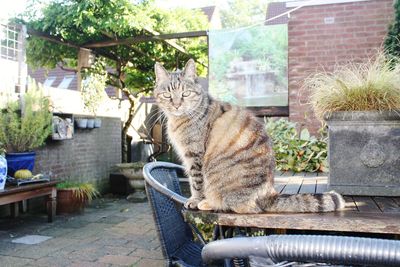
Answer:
top-left (220, 0), bottom-right (271, 28)
top-left (17, 0), bottom-right (208, 162)
top-left (385, 0), bottom-right (400, 62)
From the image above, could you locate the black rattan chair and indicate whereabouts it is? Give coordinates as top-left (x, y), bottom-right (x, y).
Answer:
top-left (143, 162), bottom-right (205, 267)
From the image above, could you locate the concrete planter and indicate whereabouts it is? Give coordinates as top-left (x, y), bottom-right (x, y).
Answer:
top-left (326, 111), bottom-right (400, 196)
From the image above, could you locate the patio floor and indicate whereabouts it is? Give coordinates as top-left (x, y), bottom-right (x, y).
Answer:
top-left (0, 196), bottom-right (163, 267)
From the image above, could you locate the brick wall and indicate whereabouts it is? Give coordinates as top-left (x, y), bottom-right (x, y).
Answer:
top-left (34, 116), bottom-right (122, 192)
top-left (288, 0), bottom-right (394, 133)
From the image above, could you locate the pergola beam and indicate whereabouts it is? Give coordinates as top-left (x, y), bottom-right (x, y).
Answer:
top-left (27, 28), bottom-right (81, 50)
top-left (83, 30), bottom-right (208, 48)
top-left (27, 27), bottom-right (208, 68)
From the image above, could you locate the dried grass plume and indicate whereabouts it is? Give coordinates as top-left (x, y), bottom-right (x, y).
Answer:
top-left (304, 52), bottom-right (400, 120)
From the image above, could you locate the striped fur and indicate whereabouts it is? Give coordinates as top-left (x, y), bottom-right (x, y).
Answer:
top-left (154, 60), bottom-right (345, 213)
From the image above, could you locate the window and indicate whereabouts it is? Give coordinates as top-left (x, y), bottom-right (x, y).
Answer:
top-left (0, 24), bottom-right (21, 61)
top-left (43, 76), bottom-right (57, 87)
top-left (58, 75), bottom-right (75, 89)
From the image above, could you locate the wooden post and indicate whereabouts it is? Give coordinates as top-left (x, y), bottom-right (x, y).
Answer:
top-left (47, 187), bottom-right (57, 222)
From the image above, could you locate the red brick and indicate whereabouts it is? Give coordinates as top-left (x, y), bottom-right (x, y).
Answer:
top-left (288, 0), bottom-right (393, 134)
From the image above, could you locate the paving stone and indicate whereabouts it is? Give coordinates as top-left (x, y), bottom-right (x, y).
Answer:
top-left (93, 237), bottom-right (130, 247)
top-left (133, 258), bottom-right (165, 267)
top-left (0, 255), bottom-right (32, 267)
top-left (98, 254), bottom-right (141, 266)
top-left (96, 216), bottom-right (129, 224)
top-left (0, 198), bottom-right (162, 266)
top-left (69, 261), bottom-right (110, 267)
top-left (66, 244), bottom-right (108, 262)
top-left (102, 245), bottom-right (135, 256)
top-left (36, 226), bottom-right (74, 237)
top-left (67, 223), bottom-right (111, 239)
top-left (32, 256), bottom-right (74, 267)
top-left (0, 241), bottom-right (27, 256)
top-left (129, 248), bottom-right (163, 260)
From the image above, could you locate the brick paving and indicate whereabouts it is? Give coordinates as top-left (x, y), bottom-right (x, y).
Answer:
top-left (0, 197), bottom-right (163, 267)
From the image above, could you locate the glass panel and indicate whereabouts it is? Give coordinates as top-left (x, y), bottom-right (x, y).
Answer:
top-left (208, 25), bottom-right (288, 107)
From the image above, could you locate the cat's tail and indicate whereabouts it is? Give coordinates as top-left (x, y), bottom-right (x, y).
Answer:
top-left (265, 191), bottom-right (345, 213)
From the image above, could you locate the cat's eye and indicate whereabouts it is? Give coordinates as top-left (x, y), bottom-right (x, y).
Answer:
top-left (162, 92), bottom-right (171, 98)
top-left (182, 91), bottom-right (192, 97)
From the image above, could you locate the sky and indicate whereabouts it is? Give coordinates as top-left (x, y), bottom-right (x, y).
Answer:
top-left (0, 0), bottom-right (229, 21)
top-left (0, 0), bottom-right (27, 20)
top-left (0, 0), bottom-right (286, 21)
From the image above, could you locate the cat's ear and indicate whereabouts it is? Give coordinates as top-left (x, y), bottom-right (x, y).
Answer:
top-left (154, 62), bottom-right (169, 84)
top-left (183, 59), bottom-right (196, 81)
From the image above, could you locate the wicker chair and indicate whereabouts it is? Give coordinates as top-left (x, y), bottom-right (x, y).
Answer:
top-left (143, 162), bottom-right (206, 267)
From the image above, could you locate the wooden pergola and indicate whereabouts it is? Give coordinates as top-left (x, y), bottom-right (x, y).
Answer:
top-left (27, 27), bottom-right (288, 117)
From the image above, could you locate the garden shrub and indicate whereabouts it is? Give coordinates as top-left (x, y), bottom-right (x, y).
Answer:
top-left (0, 81), bottom-right (52, 153)
top-left (265, 118), bottom-right (328, 173)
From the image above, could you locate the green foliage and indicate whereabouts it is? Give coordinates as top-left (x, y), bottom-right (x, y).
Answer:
top-left (209, 24), bottom-right (287, 104)
top-left (304, 52), bottom-right (400, 120)
top-left (385, 0), bottom-right (400, 62)
top-left (19, 0), bottom-right (209, 93)
top-left (82, 60), bottom-right (107, 115)
top-left (0, 81), bottom-right (52, 153)
top-left (265, 118), bottom-right (328, 173)
top-left (220, 0), bottom-right (270, 28)
top-left (56, 181), bottom-right (99, 201)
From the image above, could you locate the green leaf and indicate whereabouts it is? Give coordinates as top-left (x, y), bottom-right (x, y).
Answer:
top-left (300, 128), bottom-right (310, 140)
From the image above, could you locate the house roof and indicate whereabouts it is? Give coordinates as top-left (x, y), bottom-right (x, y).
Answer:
top-left (265, 2), bottom-right (290, 25)
top-left (28, 67), bottom-right (77, 90)
top-left (200, 6), bottom-right (216, 22)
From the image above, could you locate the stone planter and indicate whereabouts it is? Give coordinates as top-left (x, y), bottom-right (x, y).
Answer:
top-left (113, 162), bottom-right (146, 202)
top-left (326, 111), bottom-right (400, 196)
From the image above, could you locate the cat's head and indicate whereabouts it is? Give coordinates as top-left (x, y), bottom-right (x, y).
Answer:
top-left (154, 59), bottom-right (205, 117)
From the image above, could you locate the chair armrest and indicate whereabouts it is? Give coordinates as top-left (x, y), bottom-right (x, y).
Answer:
top-left (201, 235), bottom-right (400, 266)
top-left (143, 162), bottom-right (188, 206)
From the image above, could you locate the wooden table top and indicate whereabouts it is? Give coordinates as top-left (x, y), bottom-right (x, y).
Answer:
top-left (0, 181), bottom-right (58, 196)
top-left (183, 174), bottom-right (400, 235)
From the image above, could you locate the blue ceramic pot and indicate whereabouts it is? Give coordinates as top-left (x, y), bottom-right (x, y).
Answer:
top-left (5, 152), bottom-right (36, 177)
top-left (0, 156), bottom-right (7, 190)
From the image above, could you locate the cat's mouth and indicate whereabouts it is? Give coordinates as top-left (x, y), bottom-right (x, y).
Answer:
top-left (169, 110), bottom-right (185, 116)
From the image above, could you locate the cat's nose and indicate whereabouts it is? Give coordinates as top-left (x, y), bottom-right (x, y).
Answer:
top-left (173, 103), bottom-right (181, 109)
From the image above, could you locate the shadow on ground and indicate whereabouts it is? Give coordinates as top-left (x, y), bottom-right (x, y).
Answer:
top-left (0, 196), bottom-right (163, 267)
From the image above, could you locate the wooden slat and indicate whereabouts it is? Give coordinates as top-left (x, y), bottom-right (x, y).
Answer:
top-left (315, 178), bottom-right (328, 193)
top-left (298, 178), bottom-right (317, 194)
top-left (183, 210), bottom-right (400, 235)
top-left (343, 196), bottom-right (358, 211)
top-left (281, 177), bottom-right (302, 194)
top-left (353, 197), bottom-right (381, 213)
top-left (373, 197), bottom-right (400, 213)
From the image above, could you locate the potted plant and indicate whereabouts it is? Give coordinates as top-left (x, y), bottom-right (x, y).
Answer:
top-left (305, 52), bottom-right (400, 196)
top-left (0, 81), bottom-right (52, 177)
top-left (56, 181), bottom-right (99, 214)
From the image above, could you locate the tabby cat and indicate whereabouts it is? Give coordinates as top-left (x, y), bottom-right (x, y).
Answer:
top-left (154, 59), bottom-right (344, 213)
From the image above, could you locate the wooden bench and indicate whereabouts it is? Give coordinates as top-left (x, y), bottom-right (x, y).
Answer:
top-left (0, 181), bottom-right (58, 222)
top-left (183, 174), bottom-right (400, 236)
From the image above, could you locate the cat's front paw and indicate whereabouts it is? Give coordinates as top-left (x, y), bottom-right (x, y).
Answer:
top-left (184, 197), bottom-right (202, 209)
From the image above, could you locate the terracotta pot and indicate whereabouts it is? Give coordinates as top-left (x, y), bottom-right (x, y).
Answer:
top-left (56, 189), bottom-right (87, 214)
